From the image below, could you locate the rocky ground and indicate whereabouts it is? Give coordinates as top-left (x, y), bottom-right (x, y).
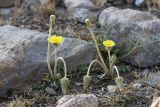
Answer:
top-left (0, 0), bottom-right (160, 107)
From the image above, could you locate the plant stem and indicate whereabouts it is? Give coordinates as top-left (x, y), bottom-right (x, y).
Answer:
top-left (107, 49), bottom-right (112, 75)
top-left (87, 60), bottom-right (106, 76)
top-left (89, 29), bottom-right (109, 74)
top-left (54, 57), bottom-right (67, 78)
top-left (113, 66), bottom-right (120, 78)
top-left (54, 47), bottom-right (57, 75)
top-left (47, 20), bottom-right (54, 79)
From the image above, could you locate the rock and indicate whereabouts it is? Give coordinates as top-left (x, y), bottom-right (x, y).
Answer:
top-left (107, 85), bottom-right (117, 93)
top-left (69, 8), bottom-right (99, 23)
top-left (0, 25), bottom-right (95, 96)
top-left (64, 0), bottom-right (99, 23)
top-left (132, 83), bottom-right (142, 89)
top-left (56, 94), bottom-right (98, 107)
top-left (45, 87), bottom-right (56, 95)
top-left (151, 9), bottom-right (160, 18)
top-left (145, 72), bottom-right (160, 87)
top-left (135, 0), bottom-right (145, 7)
top-left (0, 0), bottom-right (21, 8)
top-left (0, 8), bottom-right (14, 17)
top-left (99, 7), bottom-right (160, 67)
top-left (64, 0), bottom-right (97, 10)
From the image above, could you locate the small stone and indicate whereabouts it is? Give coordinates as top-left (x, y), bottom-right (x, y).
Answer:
top-left (56, 94), bottom-right (98, 107)
top-left (75, 82), bottom-right (83, 86)
top-left (107, 85), bottom-right (117, 93)
top-left (132, 83), bottom-right (142, 89)
top-left (45, 87), bottom-right (56, 95)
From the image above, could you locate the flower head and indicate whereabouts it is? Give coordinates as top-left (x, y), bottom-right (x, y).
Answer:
top-left (48, 35), bottom-right (64, 46)
top-left (103, 40), bottom-right (115, 48)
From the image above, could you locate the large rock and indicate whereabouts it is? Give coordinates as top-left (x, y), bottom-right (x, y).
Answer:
top-left (64, 0), bottom-right (99, 23)
top-left (99, 7), bottom-right (160, 67)
top-left (0, 25), bottom-right (95, 95)
top-left (56, 94), bottom-right (98, 107)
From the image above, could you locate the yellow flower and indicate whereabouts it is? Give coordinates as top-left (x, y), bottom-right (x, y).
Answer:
top-left (103, 40), bottom-right (116, 48)
top-left (48, 35), bottom-right (64, 45)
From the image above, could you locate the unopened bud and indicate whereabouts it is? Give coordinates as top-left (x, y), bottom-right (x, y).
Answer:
top-left (50, 15), bottom-right (56, 24)
top-left (115, 76), bottom-right (124, 88)
top-left (61, 77), bottom-right (70, 94)
top-left (83, 75), bottom-right (91, 92)
top-left (85, 19), bottom-right (93, 29)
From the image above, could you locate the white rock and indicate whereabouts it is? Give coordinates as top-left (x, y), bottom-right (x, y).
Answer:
top-left (56, 94), bottom-right (98, 107)
top-left (107, 85), bottom-right (117, 93)
top-left (132, 83), bottom-right (142, 89)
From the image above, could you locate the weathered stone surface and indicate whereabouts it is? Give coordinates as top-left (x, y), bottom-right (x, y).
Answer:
top-left (0, 25), bottom-right (95, 95)
top-left (144, 72), bottom-right (160, 87)
top-left (64, 0), bottom-right (99, 23)
top-left (0, 8), bottom-right (14, 17)
top-left (64, 0), bottom-right (96, 10)
top-left (99, 7), bottom-right (160, 67)
top-left (56, 94), bottom-right (98, 107)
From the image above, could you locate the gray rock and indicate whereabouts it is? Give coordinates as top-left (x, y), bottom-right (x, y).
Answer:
top-left (135, 0), bottom-right (144, 7)
top-left (0, 25), bottom-right (95, 96)
top-left (69, 8), bottom-right (99, 23)
top-left (64, 0), bottom-right (97, 10)
top-left (64, 0), bottom-right (99, 23)
top-left (56, 94), bottom-right (98, 107)
top-left (45, 87), bottom-right (56, 95)
top-left (145, 72), bottom-right (160, 87)
top-left (132, 83), bottom-right (142, 89)
top-left (99, 7), bottom-right (160, 67)
top-left (0, 8), bottom-right (14, 17)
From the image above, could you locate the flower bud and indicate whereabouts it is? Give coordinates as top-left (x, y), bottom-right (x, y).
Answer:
top-left (61, 77), bottom-right (70, 94)
top-left (50, 15), bottom-right (56, 23)
top-left (85, 19), bottom-right (93, 29)
top-left (115, 76), bottom-right (124, 88)
top-left (83, 75), bottom-right (91, 92)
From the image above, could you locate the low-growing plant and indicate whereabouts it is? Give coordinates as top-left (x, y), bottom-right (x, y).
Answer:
top-left (85, 19), bottom-right (117, 77)
top-left (46, 15), bottom-right (70, 94)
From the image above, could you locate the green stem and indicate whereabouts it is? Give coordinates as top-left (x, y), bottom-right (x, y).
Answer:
top-left (89, 29), bottom-right (109, 74)
top-left (87, 59), bottom-right (106, 76)
top-left (54, 57), bottom-right (68, 78)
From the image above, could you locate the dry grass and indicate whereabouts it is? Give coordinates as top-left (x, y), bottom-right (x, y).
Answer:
top-left (91, 0), bottom-right (108, 8)
top-left (146, 0), bottom-right (160, 10)
top-left (39, 0), bottom-right (56, 17)
top-left (0, 17), bottom-right (6, 26)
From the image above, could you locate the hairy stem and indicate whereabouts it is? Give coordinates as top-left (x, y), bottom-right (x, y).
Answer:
top-left (107, 49), bottom-right (112, 75)
top-left (89, 29), bottom-right (109, 74)
top-left (87, 59), bottom-right (106, 76)
top-left (113, 66), bottom-right (120, 78)
top-left (54, 57), bottom-right (68, 78)
top-left (53, 47), bottom-right (57, 75)
top-left (47, 20), bottom-right (54, 79)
